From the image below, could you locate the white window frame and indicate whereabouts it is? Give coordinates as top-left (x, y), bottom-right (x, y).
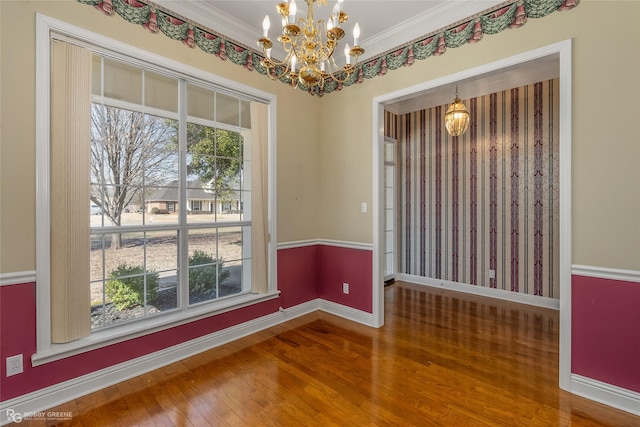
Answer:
top-left (34, 14), bottom-right (278, 366)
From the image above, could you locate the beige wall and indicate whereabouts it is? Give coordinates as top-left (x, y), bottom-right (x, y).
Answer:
top-left (0, 0), bottom-right (320, 272)
top-left (1, 1), bottom-right (639, 273)
top-left (318, 1), bottom-right (640, 271)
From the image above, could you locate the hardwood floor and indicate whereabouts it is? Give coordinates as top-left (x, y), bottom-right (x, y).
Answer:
top-left (20, 281), bottom-right (639, 426)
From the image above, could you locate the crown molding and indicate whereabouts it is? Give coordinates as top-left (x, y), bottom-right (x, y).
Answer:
top-left (361, 0), bottom-right (506, 61)
top-left (154, 0), bottom-right (275, 53)
top-left (78, 0), bottom-right (578, 96)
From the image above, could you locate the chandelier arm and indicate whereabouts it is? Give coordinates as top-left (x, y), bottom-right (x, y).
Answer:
top-left (263, 50), bottom-right (294, 81)
top-left (266, 64), bottom-right (293, 81)
top-left (262, 53), bottom-right (290, 68)
top-left (325, 66), bottom-right (353, 84)
top-left (326, 55), bottom-right (342, 71)
top-left (319, 40), bottom-right (335, 62)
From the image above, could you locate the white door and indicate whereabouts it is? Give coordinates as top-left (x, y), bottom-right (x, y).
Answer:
top-left (383, 137), bottom-right (396, 281)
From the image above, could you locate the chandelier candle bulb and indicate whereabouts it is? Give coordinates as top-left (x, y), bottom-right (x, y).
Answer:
top-left (290, 55), bottom-right (296, 70)
top-left (344, 44), bottom-right (351, 64)
top-left (338, 0), bottom-right (344, 11)
top-left (262, 15), bottom-right (270, 37)
top-left (332, 4), bottom-right (339, 27)
top-left (289, 0), bottom-right (297, 24)
top-left (353, 22), bottom-right (360, 46)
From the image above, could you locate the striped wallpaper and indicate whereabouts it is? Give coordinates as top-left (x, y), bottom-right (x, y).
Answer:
top-left (395, 79), bottom-right (560, 299)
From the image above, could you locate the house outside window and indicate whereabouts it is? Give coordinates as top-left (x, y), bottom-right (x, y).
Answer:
top-left (190, 200), bottom-right (202, 212)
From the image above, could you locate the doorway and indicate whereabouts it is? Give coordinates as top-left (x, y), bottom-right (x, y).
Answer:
top-left (371, 40), bottom-right (572, 390)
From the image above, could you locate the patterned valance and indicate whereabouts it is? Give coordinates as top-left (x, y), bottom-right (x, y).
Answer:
top-left (78, 0), bottom-right (578, 96)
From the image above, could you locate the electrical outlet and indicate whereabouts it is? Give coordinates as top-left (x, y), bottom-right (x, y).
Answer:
top-left (6, 354), bottom-right (23, 377)
top-left (489, 269), bottom-right (496, 279)
top-left (343, 282), bottom-right (349, 294)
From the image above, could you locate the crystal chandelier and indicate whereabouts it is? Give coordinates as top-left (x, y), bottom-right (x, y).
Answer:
top-left (257, 0), bottom-right (364, 89)
top-left (444, 87), bottom-right (470, 136)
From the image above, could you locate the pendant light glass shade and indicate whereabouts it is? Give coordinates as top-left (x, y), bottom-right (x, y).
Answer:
top-left (445, 91), bottom-right (470, 136)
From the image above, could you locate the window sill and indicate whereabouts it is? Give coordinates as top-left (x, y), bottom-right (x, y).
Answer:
top-left (32, 290), bottom-right (280, 366)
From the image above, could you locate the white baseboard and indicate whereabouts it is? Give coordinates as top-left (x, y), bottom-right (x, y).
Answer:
top-left (571, 374), bottom-right (640, 417)
top-left (397, 273), bottom-right (560, 310)
top-left (0, 298), bottom-right (360, 425)
top-left (317, 299), bottom-right (374, 326)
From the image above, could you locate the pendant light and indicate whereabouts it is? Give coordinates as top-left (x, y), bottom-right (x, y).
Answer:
top-left (444, 86), bottom-right (470, 136)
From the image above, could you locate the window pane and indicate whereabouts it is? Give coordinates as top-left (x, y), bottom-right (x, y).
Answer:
top-left (102, 58), bottom-right (142, 104)
top-left (103, 233), bottom-right (144, 274)
top-left (91, 54), bottom-right (102, 96)
top-left (219, 226), bottom-right (244, 296)
top-left (240, 100), bottom-right (251, 129)
top-left (385, 141), bottom-right (395, 162)
top-left (90, 197), bottom-right (106, 228)
top-left (90, 234), bottom-right (106, 283)
top-left (91, 185), bottom-right (145, 227)
top-left (385, 164), bottom-right (394, 185)
top-left (216, 92), bottom-right (240, 126)
top-left (185, 176), bottom-right (217, 224)
top-left (145, 149), bottom-right (179, 186)
top-left (187, 84), bottom-right (214, 121)
top-left (145, 71), bottom-right (178, 112)
top-left (218, 191), bottom-right (246, 223)
top-left (145, 184), bottom-right (180, 224)
top-left (188, 229), bottom-right (220, 305)
top-left (146, 231), bottom-right (178, 312)
top-left (146, 231), bottom-right (178, 271)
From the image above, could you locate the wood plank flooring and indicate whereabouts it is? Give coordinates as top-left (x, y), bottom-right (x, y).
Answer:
top-left (18, 282), bottom-right (640, 426)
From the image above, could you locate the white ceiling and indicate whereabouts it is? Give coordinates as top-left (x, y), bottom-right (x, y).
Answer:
top-left (156, 0), bottom-right (506, 63)
top-left (154, 0), bottom-right (560, 110)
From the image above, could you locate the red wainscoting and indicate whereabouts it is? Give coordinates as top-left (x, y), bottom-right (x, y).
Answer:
top-left (276, 245), bottom-right (319, 308)
top-left (0, 243), bottom-right (372, 402)
top-left (0, 282), bottom-right (37, 397)
top-left (0, 281), bottom-right (280, 401)
top-left (277, 243), bottom-right (373, 313)
top-left (317, 245), bottom-right (373, 313)
top-left (572, 274), bottom-right (640, 393)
